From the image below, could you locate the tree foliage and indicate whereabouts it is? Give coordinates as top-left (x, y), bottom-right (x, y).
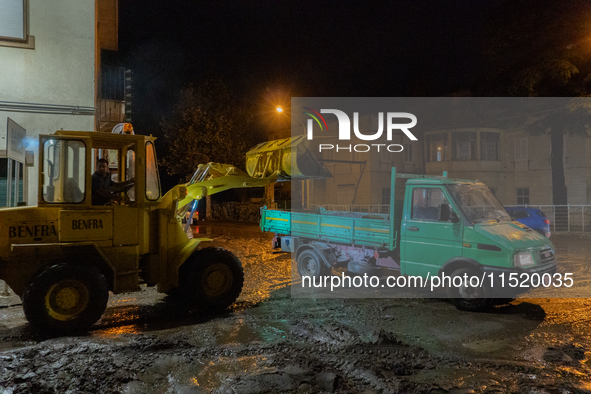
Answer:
top-left (475, 0), bottom-right (591, 97)
top-left (474, 1), bottom-right (591, 205)
top-left (160, 78), bottom-right (259, 181)
top-left (520, 100), bottom-right (591, 205)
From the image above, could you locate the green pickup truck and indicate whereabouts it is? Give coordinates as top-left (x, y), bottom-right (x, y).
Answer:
top-left (260, 168), bottom-right (557, 311)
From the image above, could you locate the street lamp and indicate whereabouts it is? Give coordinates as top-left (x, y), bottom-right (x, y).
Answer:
top-left (276, 106), bottom-right (283, 113)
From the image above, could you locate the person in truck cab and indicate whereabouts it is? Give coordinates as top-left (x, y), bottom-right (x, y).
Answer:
top-left (92, 158), bottom-right (134, 205)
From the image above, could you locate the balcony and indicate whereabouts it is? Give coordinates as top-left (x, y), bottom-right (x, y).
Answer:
top-left (97, 66), bottom-right (129, 132)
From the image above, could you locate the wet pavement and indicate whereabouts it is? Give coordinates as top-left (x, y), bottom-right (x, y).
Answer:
top-left (1, 222), bottom-right (590, 393)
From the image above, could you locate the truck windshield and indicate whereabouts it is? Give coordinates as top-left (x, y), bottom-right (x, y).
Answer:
top-left (447, 184), bottom-right (510, 223)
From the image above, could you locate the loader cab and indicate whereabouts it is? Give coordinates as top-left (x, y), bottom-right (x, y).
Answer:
top-left (38, 131), bottom-right (161, 208)
top-left (38, 131), bottom-right (162, 253)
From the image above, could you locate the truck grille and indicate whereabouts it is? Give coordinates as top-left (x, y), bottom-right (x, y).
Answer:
top-left (539, 248), bottom-right (555, 265)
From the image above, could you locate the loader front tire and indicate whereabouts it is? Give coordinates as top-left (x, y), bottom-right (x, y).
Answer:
top-left (23, 264), bottom-right (109, 335)
top-left (181, 248), bottom-right (244, 312)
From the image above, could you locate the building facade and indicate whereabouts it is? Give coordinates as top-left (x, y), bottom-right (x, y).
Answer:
top-left (306, 120), bottom-right (591, 209)
top-left (424, 128), bottom-right (591, 206)
top-left (305, 114), bottom-right (421, 209)
top-left (0, 0), bottom-right (118, 206)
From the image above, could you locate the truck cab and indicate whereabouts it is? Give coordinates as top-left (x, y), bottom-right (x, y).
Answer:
top-left (401, 178), bottom-right (556, 309)
top-left (38, 130), bottom-right (161, 242)
top-left (261, 168), bottom-right (557, 311)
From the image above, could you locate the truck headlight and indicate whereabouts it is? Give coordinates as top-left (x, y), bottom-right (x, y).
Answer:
top-left (513, 252), bottom-right (534, 267)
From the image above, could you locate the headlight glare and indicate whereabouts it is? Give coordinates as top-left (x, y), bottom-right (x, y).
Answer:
top-left (513, 252), bottom-right (534, 267)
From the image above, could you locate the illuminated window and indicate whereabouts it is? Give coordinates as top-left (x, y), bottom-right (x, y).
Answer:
top-left (427, 133), bottom-right (447, 162)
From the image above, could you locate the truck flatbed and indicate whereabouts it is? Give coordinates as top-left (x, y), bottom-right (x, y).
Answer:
top-left (261, 208), bottom-right (391, 248)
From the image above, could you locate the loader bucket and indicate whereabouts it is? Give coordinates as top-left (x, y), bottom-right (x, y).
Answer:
top-left (246, 135), bottom-right (331, 180)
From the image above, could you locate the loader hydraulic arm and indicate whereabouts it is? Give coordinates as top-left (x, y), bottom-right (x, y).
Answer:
top-left (175, 135), bottom-right (331, 225)
top-left (178, 163), bottom-right (279, 211)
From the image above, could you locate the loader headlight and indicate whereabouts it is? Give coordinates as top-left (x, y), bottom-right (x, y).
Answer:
top-left (513, 252), bottom-right (534, 267)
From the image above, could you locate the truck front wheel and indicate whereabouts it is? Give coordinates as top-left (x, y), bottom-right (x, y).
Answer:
top-left (297, 249), bottom-right (330, 278)
top-left (181, 248), bottom-right (244, 312)
top-left (22, 264), bottom-right (109, 334)
top-left (446, 268), bottom-right (492, 312)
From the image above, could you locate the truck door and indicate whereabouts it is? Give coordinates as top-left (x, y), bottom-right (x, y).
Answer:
top-left (402, 186), bottom-right (463, 277)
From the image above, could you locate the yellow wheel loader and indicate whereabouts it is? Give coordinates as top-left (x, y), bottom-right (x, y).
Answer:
top-left (0, 130), bottom-right (328, 334)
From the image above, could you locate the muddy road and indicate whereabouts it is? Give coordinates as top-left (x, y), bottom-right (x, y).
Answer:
top-left (1, 222), bottom-right (590, 393)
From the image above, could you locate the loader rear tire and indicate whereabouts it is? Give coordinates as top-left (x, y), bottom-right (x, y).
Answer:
top-left (181, 248), bottom-right (244, 312)
top-left (23, 264), bottom-right (109, 335)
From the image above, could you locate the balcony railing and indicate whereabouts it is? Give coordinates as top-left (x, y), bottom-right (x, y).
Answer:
top-left (97, 66), bottom-right (126, 130)
top-left (310, 204), bottom-right (591, 232)
top-left (311, 204), bottom-right (392, 214)
top-left (505, 205), bottom-right (591, 233)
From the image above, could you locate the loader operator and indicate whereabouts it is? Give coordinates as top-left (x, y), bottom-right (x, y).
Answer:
top-left (92, 158), bottom-right (134, 205)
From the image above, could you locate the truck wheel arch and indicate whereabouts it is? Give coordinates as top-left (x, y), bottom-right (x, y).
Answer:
top-left (295, 243), bottom-right (335, 269)
top-left (439, 257), bottom-right (482, 277)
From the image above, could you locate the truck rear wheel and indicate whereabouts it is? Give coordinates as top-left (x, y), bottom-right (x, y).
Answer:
top-left (181, 248), bottom-right (244, 312)
top-left (22, 264), bottom-right (109, 334)
top-left (446, 268), bottom-right (492, 312)
top-left (297, 249), bottom-right (330, 278)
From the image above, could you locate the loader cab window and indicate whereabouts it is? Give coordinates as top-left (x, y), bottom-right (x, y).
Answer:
top-left (91, 145), bottom-right (136, 205)
top-left (43, 139), bottom-right (86, 203)
top-left (145, 141), bottom-right (160, 200)
top-left (126, 149), bottom-right (136, 202)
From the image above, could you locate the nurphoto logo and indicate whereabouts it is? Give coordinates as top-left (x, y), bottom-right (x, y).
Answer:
top-left (303, 108), bottom-right (417, 153)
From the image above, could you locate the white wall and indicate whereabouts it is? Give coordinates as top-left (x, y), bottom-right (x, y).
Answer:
top-left (0, 0), bottom-right (95, 205)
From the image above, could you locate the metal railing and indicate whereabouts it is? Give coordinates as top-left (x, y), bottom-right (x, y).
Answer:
top-left (97, 66), bottom-right (126, 126)
top-left (311, 204), bottom-right (391, 214)
top-left (310, 204), bottom-right (591, 232)
top-left (505, 205), bottom-right (591, 233)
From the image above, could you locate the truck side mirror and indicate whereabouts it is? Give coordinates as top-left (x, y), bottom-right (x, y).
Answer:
top-left (439, 204), bottom-right (459, 223)
top-left (439, 204), bottom-right (450, 221)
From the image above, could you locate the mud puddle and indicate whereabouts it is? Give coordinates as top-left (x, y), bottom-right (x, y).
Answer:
top-left (1, 226), bottom-right (591, 393)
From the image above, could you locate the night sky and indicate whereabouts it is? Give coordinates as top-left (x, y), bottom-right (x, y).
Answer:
top-left (117, 1), bottom-right (486, 94)
top-left (106, 1), bottom-right (488, 136)
top-left (103, 0), bottom-right (591, 191)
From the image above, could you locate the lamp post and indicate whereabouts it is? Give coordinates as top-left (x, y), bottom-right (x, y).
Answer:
top-left (260, 104), bottom-right (290, 209)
